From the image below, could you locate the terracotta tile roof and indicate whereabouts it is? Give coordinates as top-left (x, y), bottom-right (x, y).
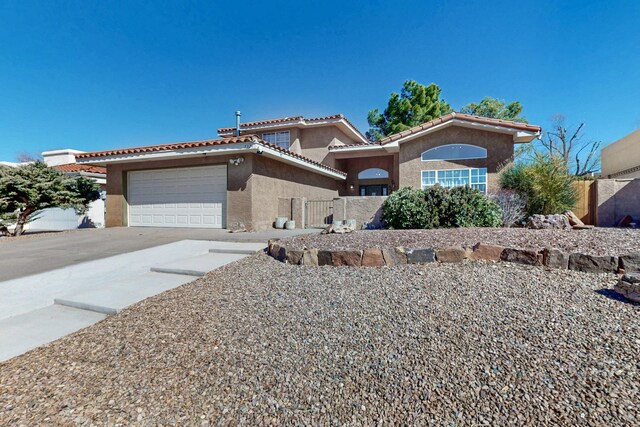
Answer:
top-left (55, 163), bottom-right (107, 174)
top-left (217, 113), bottom-right (369, 143)
top-left (329, 142), bottom-right (382, 151)
top-left (75, 135), bottom-right (346, 177)
top-left (378, 112), bottom-right (542, 145)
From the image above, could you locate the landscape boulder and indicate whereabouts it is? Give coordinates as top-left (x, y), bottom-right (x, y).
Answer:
top-left (619, 254), bottom-right (640, 274)
top-left (331, 250), bottom-right (363, 267)
top-left (362, 249), bottom-right (385, 267)
top-left (613, 273), bottom-right (640, 302)
top-left (405, 248), bottom-right (436, 264)
top-left (568, 253), bottom-right (618, 273)
top-left (382, 247), bottom-right (407, 266)
top-left (541, 248), bottom-right (569, 269)
top-left (527, 214), bottom-right (571, 230)
top-left (469, 243), bottom-right (505, 261)
top-left (500, 248), bottom-right (542, 266)
top-left (435, 247), bottom-right (468, 263)
top-left (564, 210), bottom-right (584, 227)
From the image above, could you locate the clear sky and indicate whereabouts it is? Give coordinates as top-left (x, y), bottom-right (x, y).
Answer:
top-left (1, 1), bottom-right (639, 160)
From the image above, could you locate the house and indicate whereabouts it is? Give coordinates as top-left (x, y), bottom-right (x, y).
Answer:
top-left (75, 112), bottom-right (541, 230)
top-left (11, 150), bottom-right (107, 231)
top-left (601, 128), bottom-right (640, 178)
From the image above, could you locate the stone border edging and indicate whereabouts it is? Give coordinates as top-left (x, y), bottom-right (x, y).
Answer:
top-left (267, 240), bottom-right (640, 275)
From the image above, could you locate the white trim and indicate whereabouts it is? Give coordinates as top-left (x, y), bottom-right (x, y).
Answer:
top-left (219, 117), bottom-right (370, 145)
top-left (41, 148), bottom-right (86, 156)
top-left (421, 167), bottom-right (487, 193)
top-left (76, 142), bottom-right (346, 180)
top-left (421, 144), bottom-right (487, 161)
top-left (383, 119), bottom-right (539, 147)
top-left (262, 130), bottom-right (291, 150)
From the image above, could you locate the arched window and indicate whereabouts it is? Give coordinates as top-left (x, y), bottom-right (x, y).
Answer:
top-left (421, 144), bottom-right (487, 161)
top-left (357, 168), bottom-right (389, 179)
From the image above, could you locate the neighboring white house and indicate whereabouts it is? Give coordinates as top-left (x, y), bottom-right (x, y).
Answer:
top-left (1, 149), bottom-right (107, 231)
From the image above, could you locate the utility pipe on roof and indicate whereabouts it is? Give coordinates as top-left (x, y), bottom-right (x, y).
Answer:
top-left (235, 111), bottom-right (241, 137)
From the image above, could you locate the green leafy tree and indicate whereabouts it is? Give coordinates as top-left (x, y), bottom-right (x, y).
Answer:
top-left (367, 80), bottom-right (452, 141)
top-left (460, 97), bottom-right (527, 123)
top-left (0, 162), bottom-right (101, 236)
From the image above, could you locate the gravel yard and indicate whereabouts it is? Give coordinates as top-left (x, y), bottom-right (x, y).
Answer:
top-left (1, 255), bottom-right (638, 425)
top-left (280, 227), bottom-right (640, 256)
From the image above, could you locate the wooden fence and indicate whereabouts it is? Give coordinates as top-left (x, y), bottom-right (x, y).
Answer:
top-left (572, 180), bottom-right (596, 225)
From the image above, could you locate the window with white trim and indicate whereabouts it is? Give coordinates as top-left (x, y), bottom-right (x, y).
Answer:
top-left (421, 168), bottom-right (487, 192)
top-left (421, 144), bottom-right (487, 161)
top-left (357, 168), bottom-right (389, 179)
top-left (262, 131), bottom-right (290, 150)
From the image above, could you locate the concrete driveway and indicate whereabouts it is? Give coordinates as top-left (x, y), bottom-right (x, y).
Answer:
top-left (0, 227), bottom-right (315, 282)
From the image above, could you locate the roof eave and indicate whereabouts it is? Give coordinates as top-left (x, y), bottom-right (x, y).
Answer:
top-left (76, 142), bottom-right (346, 180)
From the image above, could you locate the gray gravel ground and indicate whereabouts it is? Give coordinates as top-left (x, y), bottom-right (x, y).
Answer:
top-left (281, 228), bottom-right (640, 256)
top-left (1, 255), bottom-right (638, 425)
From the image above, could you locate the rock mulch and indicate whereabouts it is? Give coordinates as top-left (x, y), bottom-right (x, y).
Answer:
top-left (280, 228), bottom-right (640, 256)
top-left (0, 255), bottom-right (638, 425)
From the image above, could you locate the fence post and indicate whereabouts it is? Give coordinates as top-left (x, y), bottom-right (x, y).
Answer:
top-left (291, 197), bottom-right (306, 229)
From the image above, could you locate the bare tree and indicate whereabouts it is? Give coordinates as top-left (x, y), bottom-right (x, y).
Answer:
top-left (539, 115), bottom-right (600, 176)
top-left (16, 151), bottom-right (42, 163)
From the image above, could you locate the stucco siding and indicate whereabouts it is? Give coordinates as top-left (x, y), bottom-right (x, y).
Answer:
top-left (398, 126), bottom-right (515, 192)
top-left (249, 156), bottom-right (339, 229)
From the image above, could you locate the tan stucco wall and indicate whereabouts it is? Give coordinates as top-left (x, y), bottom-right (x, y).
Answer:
top-left (104, 154), bottom-right (339, 230)
top-left (249, 156), bottom-right (339, 230)
top-left (105, 154), bottom-right (252, 228)
top-left (398, 126), bottom-right (515, 192)
top-left (596, 178), bottom-right (640, 226)
top-left (238, 124), bottom-right (358, 168)
top-left (333, 196), bottom-right (387, 229)
top-left (334, 155), bottom-right (398, 196)
top-left (602, 129), bottom-right (640, 178)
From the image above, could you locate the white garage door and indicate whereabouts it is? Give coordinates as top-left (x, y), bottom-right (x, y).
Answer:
top-left (128, 165), bottom-right (227, 228)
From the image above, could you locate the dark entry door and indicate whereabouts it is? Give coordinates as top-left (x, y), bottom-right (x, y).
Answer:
top-left (359, 185), bottom-right (388, 196)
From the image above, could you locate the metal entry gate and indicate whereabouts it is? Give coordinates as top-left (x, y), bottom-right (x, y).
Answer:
top-left (305, 200), bottom-right (334, 228)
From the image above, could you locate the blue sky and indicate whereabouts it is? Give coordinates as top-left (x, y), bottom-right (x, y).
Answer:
top-left (1, 1), bottom-right (639, 160)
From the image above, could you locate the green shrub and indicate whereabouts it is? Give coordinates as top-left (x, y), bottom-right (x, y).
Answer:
top-left (381, 187), bottom-right (434, 229)
top-left (500, 153), bottom-right (577, 215)
top-left (443, 186), bottom-right (503, 227)
top-left (382, 185), bottom-right (502, 229)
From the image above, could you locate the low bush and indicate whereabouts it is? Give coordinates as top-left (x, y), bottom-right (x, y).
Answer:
top-left (382, 185), bottom-right (502, 229)
top-left (500, 153), bottom-right (577, 216)
top-left (489, 189), bottom-right (527, 227)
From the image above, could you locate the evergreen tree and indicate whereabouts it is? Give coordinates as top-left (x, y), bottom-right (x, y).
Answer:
top-left (367, 80), bottom-right (452, 141)
top-left (460, 97), bottom-right (527, 123)
top-left (0, 162), bottom-right (101, 235)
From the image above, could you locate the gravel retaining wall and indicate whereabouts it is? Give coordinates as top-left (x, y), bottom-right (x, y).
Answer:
top-left (268, 240), bottom-right (640, 275)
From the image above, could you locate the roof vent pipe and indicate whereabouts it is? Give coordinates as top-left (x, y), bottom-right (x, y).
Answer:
top-left (235, 111), bottom-right (241, 137)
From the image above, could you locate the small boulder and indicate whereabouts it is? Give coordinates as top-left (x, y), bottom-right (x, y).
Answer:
top-left (614, 273), bottom-right (640, 302)
top-left (501, 248), bottom-right (542, 266)
top-left (527, 214), bottom-right (571, 230)
top-left (541, 248), bottom-right (569, 269)
top-left (331, 250), bottom-right (363, 267)
top-left (362, 249), bottom-right (385, 267)
top-left (469, 243), bottom-right (505, 261)
top-left (405, 248), bottom-right (436, 264)
top-left (568, 253), bottom-right (618, 274)
top-left (435, 247), bottom-right (468, 263)
top-left (619, 253), bottom-right (640, 273)
top-left (382, 247), bottom-right (407, 266)
top-left (564, 210), bottom-right (584, 227)
top-left (286, 250), bottom-right (304, 265)
top-left (317, 250), bottom-right (333, 266)
top-left (302, 249), bottom-right (319, 266)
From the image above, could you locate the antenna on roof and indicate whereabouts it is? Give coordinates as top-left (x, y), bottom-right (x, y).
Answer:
top-left (235, 111), bottom-right (241, 137)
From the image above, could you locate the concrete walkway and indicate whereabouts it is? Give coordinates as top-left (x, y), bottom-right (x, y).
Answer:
top-left (0, 239), bottom-right (266, 362)
top-left (0, 227), bottom-right (316, 282)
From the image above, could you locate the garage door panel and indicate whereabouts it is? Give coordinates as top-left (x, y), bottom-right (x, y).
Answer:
top-left (128, 165), bottom-right (226, 228)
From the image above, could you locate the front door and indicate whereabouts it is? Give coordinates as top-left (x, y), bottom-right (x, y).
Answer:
top-left (359, 184), bottom-right (388, 196)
